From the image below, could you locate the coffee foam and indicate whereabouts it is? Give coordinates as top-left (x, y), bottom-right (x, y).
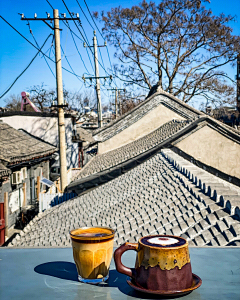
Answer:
top-left (141, 235), bottom-right (186, 248)
top-left (147, 237), bottom-right (179, 245)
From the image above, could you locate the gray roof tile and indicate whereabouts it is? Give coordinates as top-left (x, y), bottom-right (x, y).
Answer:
top-left (72, 120), bottom-right (190, 182)
top-left (201, 229), bottom-right (213, 243)
top-left (9, 149), bottom-right (240, 248)
top-left (93, 93), bottom-right (200, 142)
top-left (194, 235), bottom-right (205, 246)
top-left (0, 122), bottom-right (56, 163)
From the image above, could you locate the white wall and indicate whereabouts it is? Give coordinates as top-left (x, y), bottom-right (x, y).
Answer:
top-left (175, 125), bottom-right (240, 179)
top-left (1, 115), bottom-right (78, 168)
top-left (98, 104), bottom-right (186, 154)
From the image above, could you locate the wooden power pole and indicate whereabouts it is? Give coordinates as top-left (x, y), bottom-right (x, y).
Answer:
top-left (237, 54), bottom-right (240, 112)
top-left (93, 31), bottom-right (103, 128)
top-left (108, 87), bottom-right (126, 118)
top-left (115, 87), bottom-right (118, 118)
top-left (21, 9), bottom-right (80, 191)
top-left (82, 32), bottom-right (112, 128)
top-left (53, 9), bottom-right (67, 191)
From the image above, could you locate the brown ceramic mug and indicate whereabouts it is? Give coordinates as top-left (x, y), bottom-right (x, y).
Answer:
top-left (114, 235), bottom-right (193, 291)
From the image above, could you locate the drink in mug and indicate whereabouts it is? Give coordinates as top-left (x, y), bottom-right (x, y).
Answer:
top-left (70, 227), bottom-right (115, 284)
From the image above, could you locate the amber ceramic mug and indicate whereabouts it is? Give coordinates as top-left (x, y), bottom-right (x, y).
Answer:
top-left (70, 227), bottom-right (115, 284)
top-left (114, 235), bottom-right (193, 291)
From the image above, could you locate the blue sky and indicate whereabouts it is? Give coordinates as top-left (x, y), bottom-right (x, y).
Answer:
top-left (0, 0), bottom-right (240, 109)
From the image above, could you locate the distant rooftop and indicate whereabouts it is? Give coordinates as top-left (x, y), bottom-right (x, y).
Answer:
top-left (93, 92), bottom-right (201, 142)
top-left (0, 121), bottom-right (57, 164)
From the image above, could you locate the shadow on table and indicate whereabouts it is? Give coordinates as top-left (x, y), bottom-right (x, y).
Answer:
top-left (34, 264), bottom-right (187, 299)
top-left (34, 261), bottom-right (78, 281)
top-left (105, 270), bottom-right (188, 299)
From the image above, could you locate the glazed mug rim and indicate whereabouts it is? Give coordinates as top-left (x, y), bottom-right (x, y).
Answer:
top-left (138, 234), bottom-right (188, 249)
top-left (69, 226), bottom-right (116, 241)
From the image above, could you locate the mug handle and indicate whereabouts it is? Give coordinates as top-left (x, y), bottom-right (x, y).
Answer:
top-left (114, 242), bottom-right (138, 278)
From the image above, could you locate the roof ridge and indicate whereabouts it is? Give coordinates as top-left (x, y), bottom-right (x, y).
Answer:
top-left (93, 90), bottom-right (202, 136)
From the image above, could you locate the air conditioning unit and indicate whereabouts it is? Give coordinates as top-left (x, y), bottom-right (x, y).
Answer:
top-left (12, 171), bottom-right (21, 185)
top-left (21, 167), bottom-right (27, 179)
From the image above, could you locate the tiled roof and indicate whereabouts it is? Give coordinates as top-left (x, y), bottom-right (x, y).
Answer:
top-left (0, 163), bottom-right (11, 178)
top-left (9, 149), bottom-right (240, 248)
top-left (70, 116), bottom-right (240, 192)
top-left (76, 126), bottom-right (95, 144)
top-left (72, 120), bottom-right (190, 182)
top-left (0, 122), bottom-right (57, 164)
top-left (93, 93), bottom-right (201, 142)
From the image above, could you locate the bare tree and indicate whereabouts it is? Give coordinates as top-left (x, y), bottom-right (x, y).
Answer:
top-left (4, 94), bottom-right (22, 111)
top-left (95, 0), bottom-right (239, 104)
top-left (28, 83), bottom-right (52, 110)
top-left (3, 83), bottom-right (95, 113)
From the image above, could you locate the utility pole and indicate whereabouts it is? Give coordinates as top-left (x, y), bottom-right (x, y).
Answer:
top-left (108, 88), bottom-right (125, 118)
top-left (93, 31), bottom-right (102, 128)
top-left (53, 9), bottom-right (67, 191)
top-left (21, 10), bottom-right (80, 191)
top-left (237, 54), bottom-right (240, 112)
top-left (83, 31), bottom-right (112, 128)
top-left (115, 87), bottom-right (118, 118)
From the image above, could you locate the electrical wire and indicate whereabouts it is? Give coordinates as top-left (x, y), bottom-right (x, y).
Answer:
top-left (48, 0), bottom-right (131, 91)
top-left (46, 0), bottom-right (54, 10)
top-left (75, 0), bottom-right (107, 77)
top-left (75, 0), bottom-right (94, 31)
top-left (62, 20), bottom-right (84, 42)
top-left (0, 16), bottom-right (83, 79)
top-left (48, 0), bottom-right (94, 77)
top-left (61, 0), bottom-right (113, 76)
top-left (0, 34), bottom-right (52, 98)
top-left (26, 21), bottom-right (55, 78)
top-left (47, 0), bottom-right (136, 90)
top-left (98, 47), bottom-right (107, 76)
top-left (59, 42), bottom-right (84, 83)
top-left (62, 0), bottom-right (95, 72)
top-left (83, 0), bottom-right (116, 84)
top-left (77, 20), bottom-right (96, 73)
top-left (62, 20), bottom-right (91, 75)
top-left (83, 0), bottom-right (103, 40)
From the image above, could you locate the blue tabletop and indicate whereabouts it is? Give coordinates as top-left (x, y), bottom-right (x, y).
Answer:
top-left (0, 247), bottom-right (240, 300)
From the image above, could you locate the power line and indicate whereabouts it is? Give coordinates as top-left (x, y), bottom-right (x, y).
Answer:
top-left (48, 0), bottom-right (95, 75)
top-left (59, 42), bottom-right (84, 83)
top-left (47, 0), bottom-right (133, 89)
top-left (62, 20), bottom-right (84, 42)
top-left (26, 21), bottom-right (55, 78)
top-left (0, 16), bottom-right (83, 79)
top-left (61, 0), bottom-right (112, 77)
top-left (76, 0), bottom-right (113, 82)
top-left (83, 0), bottom-right (104, 40)
top-left (46, 0), bottom-right (54, 10)
top-left (83, 0), bottom-right (116, 83)
top-left (98, 47), bottom-right (107, 76)
top-left (62, 20), bottom-right (92, 75)
top-left (75, 0), bottom-right (94, 30)
top-left (61, 0), bottom-right (95, 72)
top-left (0, 34), bottom-right (52, 99)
